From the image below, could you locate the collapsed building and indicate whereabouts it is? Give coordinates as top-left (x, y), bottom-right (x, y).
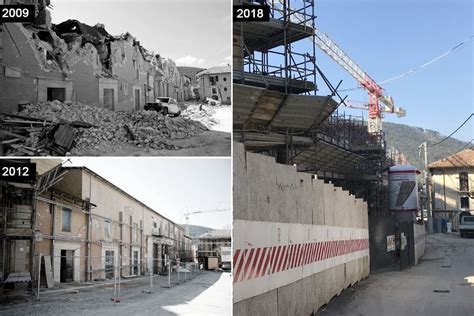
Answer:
top-left (0, 2), bottom-right (191, 114)
top-left (0, 159), bottom-right (193, 288)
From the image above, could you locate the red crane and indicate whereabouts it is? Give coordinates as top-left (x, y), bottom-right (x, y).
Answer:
top-left (313, 28), bottom-right (405, 134)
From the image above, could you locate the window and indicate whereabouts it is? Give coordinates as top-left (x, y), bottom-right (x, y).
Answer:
top-left (212, 88), bottom-right (217, 94)
top-left (459, 172), bottom-right (469, 192)
top-left (224, 87), bottom-right (227, 91)
top-left (47, 88), bottom-right (66, 102)
top-left (460, 196), bottom-right (470, 209)
top-left (223, 77), bottom-right (227, 81)
top-left (105, 220), bottom-right (111, 238)
top-left (134, 223), bottom-right (140, 242)
top-left (62, 208), bottom-right (71, 232)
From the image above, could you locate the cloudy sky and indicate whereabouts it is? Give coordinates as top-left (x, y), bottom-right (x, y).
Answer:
top-left (51, 0), bottom-right (231, 69)
top-left (64, 157), bottom-right (231, 230)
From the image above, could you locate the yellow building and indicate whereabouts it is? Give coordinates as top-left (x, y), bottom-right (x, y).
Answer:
top-left (429, 148), bottom-right (474, 230)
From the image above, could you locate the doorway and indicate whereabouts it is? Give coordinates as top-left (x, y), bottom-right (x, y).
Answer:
top-left (133, 251), bottom-right (139, 275)
top-left (105, 250), bottom-right (114, 279)
top-left (60, 250), bottom-right (74, 283)
top-left (134, 89), bottom-right (140, 110)
top-left (103, 89), bottom-right (115, 110)
top-left (153, 243), bottom-right (159, 274)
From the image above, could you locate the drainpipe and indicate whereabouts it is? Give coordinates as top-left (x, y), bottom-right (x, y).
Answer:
top-left (86, 199), bottom-right (91, 282)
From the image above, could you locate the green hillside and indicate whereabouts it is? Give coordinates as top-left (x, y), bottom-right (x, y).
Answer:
top-left (383, 122), bottom-right (469, 169)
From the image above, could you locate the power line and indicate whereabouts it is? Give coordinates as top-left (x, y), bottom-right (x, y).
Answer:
top-left (428, 113), bottom-right (473, 148)
top-left (339, 35), bottom-right (474, 92)
top-left (458, 139), bottom-right (474, 151)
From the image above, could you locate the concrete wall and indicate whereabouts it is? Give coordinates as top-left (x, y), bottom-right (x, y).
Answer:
top-left (233, 143), bottom-right (370, 315)
top-left (412, 223), bottom-right (426, 265)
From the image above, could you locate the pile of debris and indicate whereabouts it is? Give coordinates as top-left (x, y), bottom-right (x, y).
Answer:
top-left (181, 104), bottom-right (219, 129)
top-left (0, 101), bottom-right (209, 155)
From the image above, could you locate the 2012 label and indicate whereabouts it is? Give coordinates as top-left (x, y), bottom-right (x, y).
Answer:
top-left (233, 5), bottom-right (270, 22)
top-left (0, 162), bottom-right (36, 181)
top-left (0, 5), bottom-right (35, 23)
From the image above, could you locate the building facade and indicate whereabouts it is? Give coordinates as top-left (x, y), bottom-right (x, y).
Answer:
top-left (197, 229), bottom-right (231, 266)
top-left (1, 161), bottom-right (192, 286)
top-left (429, 148), bottom-right (474, 231)
top-left (196, 65), bottom-right (231, 104)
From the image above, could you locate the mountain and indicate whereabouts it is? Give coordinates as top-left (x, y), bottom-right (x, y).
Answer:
top-left (177, 67), bottom-right (204, 84)
top-left (181, 224), bottom-right (215, 240)
top-left (383, 122), bottom-right (469, 169)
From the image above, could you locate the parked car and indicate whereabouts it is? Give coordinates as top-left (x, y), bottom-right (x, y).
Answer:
top-left (459, 215), bottom-right (474, 238)
top-left (144, 97), bottom-right (181, 116)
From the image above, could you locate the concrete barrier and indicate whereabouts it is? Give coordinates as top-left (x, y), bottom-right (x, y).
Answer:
top-left (233, 143), bottom-right (370, 315)
top-left (413, 223), bottom-right (426, 265)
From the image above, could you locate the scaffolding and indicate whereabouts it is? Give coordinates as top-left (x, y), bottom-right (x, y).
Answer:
top-left (233, 1), bottom-right (393, 216)
top-left (234, 0), bottom-right (317, 94)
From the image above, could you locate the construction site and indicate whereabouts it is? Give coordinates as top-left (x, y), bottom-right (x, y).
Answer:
top-left (0, 0), bottom-right (231, 156)
top-left (233, 0), bottom-right (472, 315)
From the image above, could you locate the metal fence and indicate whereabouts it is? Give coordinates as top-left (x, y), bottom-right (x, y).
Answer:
top-left (33, 253), bottom-right (202, 302)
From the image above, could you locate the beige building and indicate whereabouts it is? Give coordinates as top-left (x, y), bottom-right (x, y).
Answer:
top-left (1, 160), bottom-right (192, 286)
top-left (196, 65), bottom-right (231, 104)
top-left (429, 148), bottom-right (474, 230)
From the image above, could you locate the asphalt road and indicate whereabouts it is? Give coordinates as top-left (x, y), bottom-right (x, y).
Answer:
top-left (318, 233), bottom-right (474, 316)
top-left (0, 271), bottom-right (231, 316)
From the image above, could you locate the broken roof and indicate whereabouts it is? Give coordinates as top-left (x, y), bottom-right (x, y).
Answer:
top-left (429, 148), bottom-right (474, 169)
top-left (197, 65), bottom-right (231, 76)
top-left (54, 19), bottom-right (110, 42)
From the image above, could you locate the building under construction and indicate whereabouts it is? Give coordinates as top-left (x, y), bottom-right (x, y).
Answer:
top-left (233, 0), bottom-right (393, 217)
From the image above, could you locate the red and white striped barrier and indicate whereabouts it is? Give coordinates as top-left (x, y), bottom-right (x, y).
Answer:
top-left (233, 220), bottom-right (369, 302)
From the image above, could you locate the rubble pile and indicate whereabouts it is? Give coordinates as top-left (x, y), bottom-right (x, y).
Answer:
top-left (1, 101), bottom-right (209, 155)
top-left (181, 104), bottom-right (219, 129)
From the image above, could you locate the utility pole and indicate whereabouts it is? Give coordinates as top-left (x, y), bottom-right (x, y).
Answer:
top-left (420, 142), bottom-right (433, 234)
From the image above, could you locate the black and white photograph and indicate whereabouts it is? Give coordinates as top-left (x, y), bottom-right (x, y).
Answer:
top-left (0, 0), bottom-right (231, 156)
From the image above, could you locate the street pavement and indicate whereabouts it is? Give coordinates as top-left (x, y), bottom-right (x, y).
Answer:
top-left (0, 270), bottom-right (231, 316)
top-left (318, 233), bottom-right (474, 316)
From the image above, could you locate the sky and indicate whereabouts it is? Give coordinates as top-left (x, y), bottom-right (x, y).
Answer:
top-left (65, 158), bottom-right (231, 230)
top-left (51, 0), bottom-right (231, 69)
top-left (294, 0), bottom-right (473, 142)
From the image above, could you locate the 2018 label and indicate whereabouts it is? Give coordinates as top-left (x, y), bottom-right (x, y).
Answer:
top-left (0, 5), bottom-right (35, 23)
top-left (233, 5), bottom-right (270, 22)
top-left (0, 162), bottom-right (36, 181)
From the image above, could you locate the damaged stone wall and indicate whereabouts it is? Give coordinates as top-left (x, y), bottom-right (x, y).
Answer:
top-left (0, 23), bottom-right (67, 112)
top-left (1, 12), bottom-right (191, 113)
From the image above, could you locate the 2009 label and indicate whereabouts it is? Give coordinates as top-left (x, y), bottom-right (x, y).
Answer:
top-left (0, 162), bottom-right (36, 181)
top-left (233, 5), bottom-right (270, 22)
top-left (0, 5), bottom-right (35, 23)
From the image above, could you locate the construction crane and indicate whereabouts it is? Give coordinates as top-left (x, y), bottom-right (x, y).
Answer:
top-left (183, 209), bottom-right (230, 236)
top-left (313, 29), bottom-right (406, 134)
top-left (273, 0), bottom-right (406, 134)
top-left (343, 100), bottom-right (406, 118)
